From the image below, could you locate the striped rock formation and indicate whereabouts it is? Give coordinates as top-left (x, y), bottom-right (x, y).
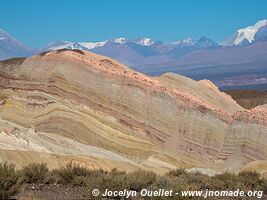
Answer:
top-left (0, 49), bottom-right (266, 173)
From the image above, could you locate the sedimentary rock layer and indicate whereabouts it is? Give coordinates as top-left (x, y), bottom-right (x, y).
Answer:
top-left (0, 49), bottom-right (266, 173)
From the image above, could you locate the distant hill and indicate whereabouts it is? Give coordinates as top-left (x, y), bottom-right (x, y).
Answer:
top-left (225, 90), bottom-right (267, 109)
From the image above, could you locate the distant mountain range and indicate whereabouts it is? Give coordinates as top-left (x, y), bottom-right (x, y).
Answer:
top-left (1, 19), bottom-right (267, 89)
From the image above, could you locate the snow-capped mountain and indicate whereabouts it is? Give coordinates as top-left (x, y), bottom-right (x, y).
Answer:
top-left (43, 40), bottom-right (108, 51)
top-left (44, 37), bottom-right (155, 51)
top-left (0, 28), bottom-right (35, 60)
top-left (181, 37), bottom-right (194, 45)
top-left (113, 37), bottom-right (128, 44)
top-left (225, 19), bottom-right (267, 46)
top-left (193, 36), bottom-right (218, 47)
top-left (44, 40), bottom-right (73, 50)
top-left (133, 37), bottom-right (154, 46)
top-left (78, 41), bottom-right (108, 49)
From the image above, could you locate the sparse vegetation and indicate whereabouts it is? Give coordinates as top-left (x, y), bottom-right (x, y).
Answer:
top-left (51, 162), bottom-right (90, 185)
top-left (0, 162), bottom-right (266, 199)
top-left (126, 170), bottom-right (157, 191)
top-left (72, 49), bottom-right (85, 54)
top-left (20, 163), bottom-right (49, 184)
top-left (39, 49), bottom-right (85, 57)
top-left (0, 163), bottom-right (19, 199)
top-left (55, 48), bottom-right (85, 54)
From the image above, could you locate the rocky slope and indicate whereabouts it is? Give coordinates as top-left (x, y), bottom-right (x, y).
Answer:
top-left (0, 49), bottom-right (266, 173)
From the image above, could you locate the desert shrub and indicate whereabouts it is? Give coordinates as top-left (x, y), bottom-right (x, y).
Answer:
top-left (0, 163), bottom-right (19, 199)
top-left (20, 163), bottom-right (49, 184)
top-left (84, 171), bottom-right (106, 196)
top-left (72, 49), bottom-right (85, 54)
top-left (126, 170), bottom-right (157, 191)
top-left (213, 172), bottom-right (241, 190)
top-left (56, 48), bottom-right (69, 53)
top-left (52, 163), bottom-right (77, 184)
top-left (71, 176), bottom-right (87, 187)
top-left (185, 172), bottom-right (209, 188)
top-left (238, 171), bottom-right (263, 189)
top-left (147, 176), bottom-right (176, 200)
top-left (84, 168), bottom-right (129, 200)
top-left (101, 169), bottom-right (128, 191)
top-left (73, 168), bottom-right (105, 188)
top-left (153, 176), bottom-right (174, 189)
top-left (260, 179), bottom-right (267, 194)
top-left (167, 168), bottom-right (187, 177)
top-left (54, 49), bottom-right (85, 55)
top-left (167, 170), bottom-right (206, 190)
top-left (1, 161), bottom-right (266, 200)
top-left (52, 162), bottom-right (91, 185)
top-left (68, 163), bottom-right (90, 177)
top-left (205, 176), bottom-right (225, 190)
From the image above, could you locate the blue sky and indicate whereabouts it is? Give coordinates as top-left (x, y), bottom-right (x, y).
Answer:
top-left (1, 0), bottom-right (267, 47)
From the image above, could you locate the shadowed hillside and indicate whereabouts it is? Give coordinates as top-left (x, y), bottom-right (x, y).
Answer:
top-left (225, 90), bottom-right (267, 109)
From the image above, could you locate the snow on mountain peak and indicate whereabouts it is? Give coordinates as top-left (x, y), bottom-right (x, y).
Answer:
top-left (114, 37), bottom-right (127, 44)
top-left (112, 37), bottom-right (154, 46)
top-left (135, 37), bottom-right (154, 46)
top-left (254, 19), bottom-right (267, 29)
top-left (46, 40), bottom-right (73, 50)
top-left (182, 37), bottom-right (194, 44)
top-left (79, 40), bottom-right (107, 49)
top-left (233, 19), bottom-right (267, 45)
top-left (0, 29), bottom-right (9, 38)
top-left (46, 39), bottom-right (107, 51)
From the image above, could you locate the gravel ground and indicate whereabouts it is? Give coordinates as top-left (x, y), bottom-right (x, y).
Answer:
top-left (15, 184), bottom-right (91, 200)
